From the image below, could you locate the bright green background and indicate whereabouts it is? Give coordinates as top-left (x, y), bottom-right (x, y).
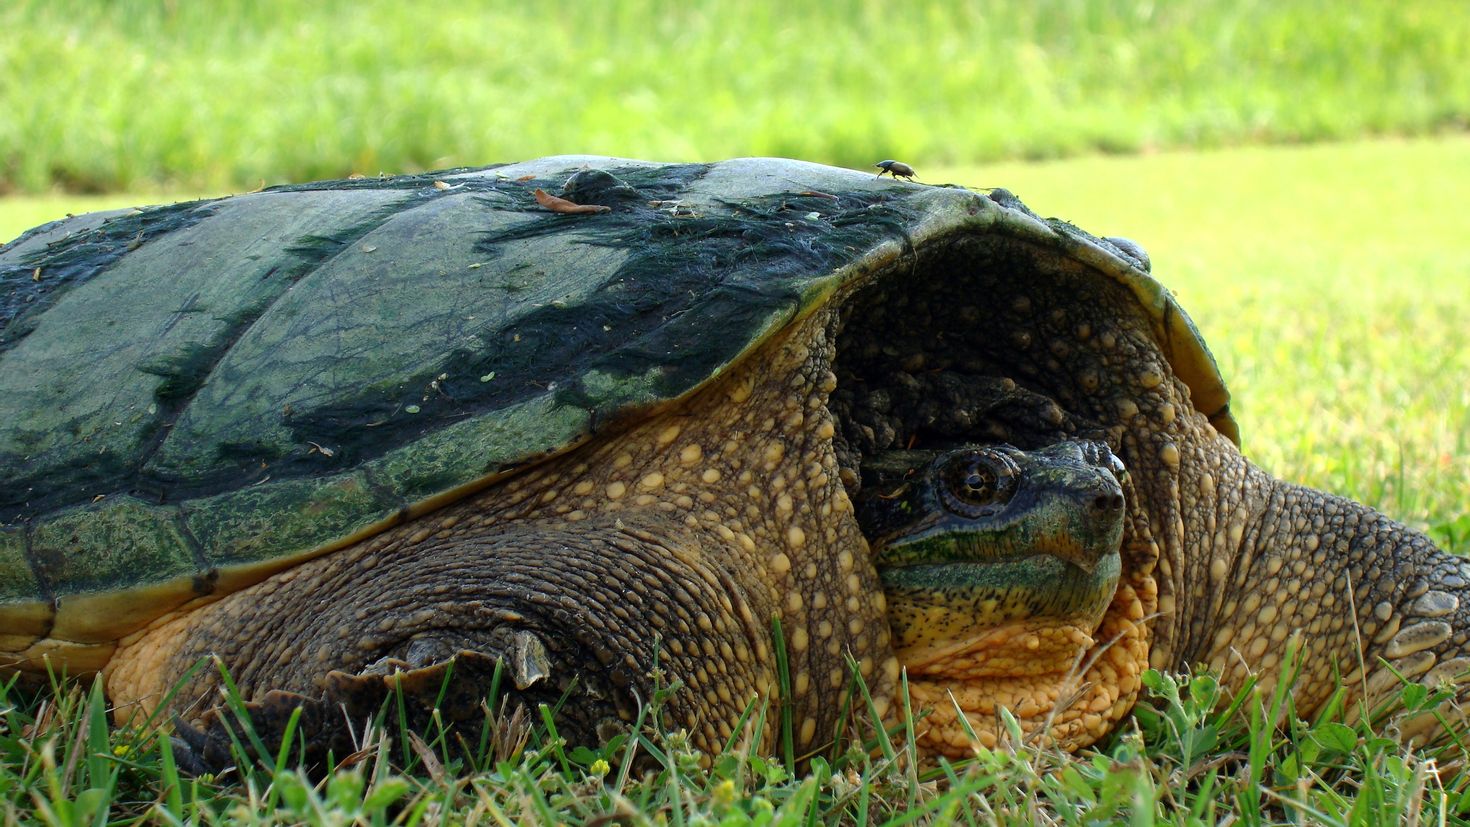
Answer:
top-left (2, 0), bottom-right (1468, 193)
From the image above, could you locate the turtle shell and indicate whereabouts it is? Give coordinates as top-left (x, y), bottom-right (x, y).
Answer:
top-left (0, 156), bottom-right (1234, 671)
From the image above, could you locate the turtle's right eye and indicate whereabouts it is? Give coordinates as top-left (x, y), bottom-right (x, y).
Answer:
top-left (938, 449), bottom-right (1020, 518)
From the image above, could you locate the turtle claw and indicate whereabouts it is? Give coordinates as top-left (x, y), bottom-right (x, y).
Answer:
top-left (510, 630), bottom-right (551, 690)
top-left (169, 689), bottom-right (350, 776)
top-left (171, 717), bottom-right (234, 777)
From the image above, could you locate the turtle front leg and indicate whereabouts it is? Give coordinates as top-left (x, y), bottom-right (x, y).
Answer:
top-left (111, 517), bottom-right (779, 772)
top-left (1176, 453), bottom-right (1470, 740)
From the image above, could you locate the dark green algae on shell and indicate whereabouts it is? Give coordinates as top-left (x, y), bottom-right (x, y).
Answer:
top-left (0, 155), bottom-right (1234, 666)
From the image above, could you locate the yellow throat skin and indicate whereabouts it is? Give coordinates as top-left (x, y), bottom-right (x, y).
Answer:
top-left (858, 440), bottom-right (1139, 756)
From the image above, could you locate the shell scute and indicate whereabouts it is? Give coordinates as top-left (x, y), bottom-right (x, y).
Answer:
top-left (184, 471), bottom-right (395, 571)
top-left (1, 188), bottom-right (416, 523)
top-left (32, 497), bottom-right (197, 597)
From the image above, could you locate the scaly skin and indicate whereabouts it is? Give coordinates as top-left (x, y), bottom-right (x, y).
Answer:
top-left (109, 308), bottom-right (902, 759)
top-left (994, 264), bottom-right (1464, 742)
top-left (1161, 410), bottom-right (1468, 734)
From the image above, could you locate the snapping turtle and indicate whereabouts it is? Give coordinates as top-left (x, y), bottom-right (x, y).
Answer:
top-left (0, 156), bottom-right (1462, 763)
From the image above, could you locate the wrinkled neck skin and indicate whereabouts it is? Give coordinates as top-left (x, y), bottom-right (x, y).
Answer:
top-left (1146, 393), bottom-right (1467, 735)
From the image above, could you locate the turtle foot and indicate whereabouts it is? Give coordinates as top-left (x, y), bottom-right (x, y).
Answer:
top-left (171, 688), bottom-right (340, 777)
top-left (170, 649), bottom-right (524, 776)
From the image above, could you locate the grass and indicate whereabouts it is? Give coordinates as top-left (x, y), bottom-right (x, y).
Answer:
top-left (2, 139), bottom-right (1468, 821)
top-left (2, 0), bottom-right (1469, 194)
top-left (4, 646), bottom-right (1470, 823)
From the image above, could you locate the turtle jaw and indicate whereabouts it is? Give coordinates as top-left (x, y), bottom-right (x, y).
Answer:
top-left (879, 552), bottom-right (1122, 658)
top-left (872, 503), bottom-right (1123, 696)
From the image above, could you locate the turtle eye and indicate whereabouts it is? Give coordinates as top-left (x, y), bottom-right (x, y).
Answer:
top-left (938, 448), bottom-right (1020, 518)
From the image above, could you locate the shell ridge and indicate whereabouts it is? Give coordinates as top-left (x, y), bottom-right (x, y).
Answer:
top-left (260, 164), bottom-right (511, 194)
top-left (0, 201), bottom-right (222, 355)
top-left (127, 193), bottom-right (441, 509)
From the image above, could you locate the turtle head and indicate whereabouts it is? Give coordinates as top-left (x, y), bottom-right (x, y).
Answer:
top-left (855, 441), bottom-right (1125, 671)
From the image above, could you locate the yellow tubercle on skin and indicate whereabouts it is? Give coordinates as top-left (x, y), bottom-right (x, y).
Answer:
top-left (483, 311), bottom-right (892, 747)
top-left (901, 580), bottom-right (1152, 758)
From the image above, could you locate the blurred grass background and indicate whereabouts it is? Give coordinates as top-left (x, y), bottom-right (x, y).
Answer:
top-left (1, 0), bottom-right (1467, 194)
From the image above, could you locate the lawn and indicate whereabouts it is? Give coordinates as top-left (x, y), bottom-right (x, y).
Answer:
top-left (2, 138), bottom-right (1467, 823)
top-left (2, 0), bottom-right (1468, 194)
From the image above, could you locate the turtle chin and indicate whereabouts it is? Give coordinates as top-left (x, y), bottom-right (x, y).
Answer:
top-left (878, 550), bottom-right (1122, 675)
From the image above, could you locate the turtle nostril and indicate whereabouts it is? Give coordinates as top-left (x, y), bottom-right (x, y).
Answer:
top-left (1092, 493), bottom-right (1124, 514)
